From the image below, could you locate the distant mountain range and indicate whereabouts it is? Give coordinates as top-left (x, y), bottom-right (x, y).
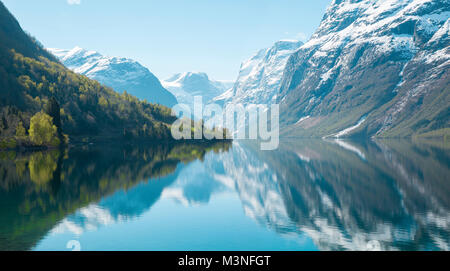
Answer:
top-left (163, 72), bottom-right (233, 105)
top-left (48, 47), bottom-right (177, 107)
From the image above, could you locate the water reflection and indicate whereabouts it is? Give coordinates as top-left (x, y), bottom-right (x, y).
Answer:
top-left (0, 141), bottom-right (231, 251)
top-left (0, 138), bottom-right (449, 251)
top-left (235, 139), bottom-right (450, 250)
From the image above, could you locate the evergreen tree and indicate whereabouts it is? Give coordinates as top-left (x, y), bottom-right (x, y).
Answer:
top-left (45, 97), bottom-right (62, 137)
top-left (1, 116), bottom-right (8, 130)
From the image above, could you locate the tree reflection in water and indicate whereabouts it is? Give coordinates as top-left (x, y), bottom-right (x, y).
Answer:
top-left (0, 141), bottom-right (232, 251)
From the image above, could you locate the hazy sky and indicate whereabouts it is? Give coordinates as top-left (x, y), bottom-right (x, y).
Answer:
top-left (3, 0), bottom-right (330, 81)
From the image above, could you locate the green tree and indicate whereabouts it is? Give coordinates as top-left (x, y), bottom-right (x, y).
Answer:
top-left (29, 112), bottom-right (60, 146)
top-left (15, 121), bottom-right (27, 138)
top-left (98, 96), bottom-right (108, 107)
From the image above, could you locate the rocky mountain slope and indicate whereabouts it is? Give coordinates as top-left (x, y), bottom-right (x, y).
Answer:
top-left (215, 40), bottom-right (303, 106)
top-left (48, 47), bottom-right (177, 107)
top-left (278, 0), bottom-right (449, 138)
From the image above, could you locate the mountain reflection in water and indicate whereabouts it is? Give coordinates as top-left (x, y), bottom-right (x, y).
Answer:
top-left (0, 139), bottom-right (449, 251)
top-left (0, 141), bottom-right (231, 251)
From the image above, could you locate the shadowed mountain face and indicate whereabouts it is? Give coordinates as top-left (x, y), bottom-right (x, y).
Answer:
top-left (48, 47), bottom-right (178, 108)
top-left (278, 0), bottom-right (449, 138)
top-left (0, 141), bottom-right (232, 251)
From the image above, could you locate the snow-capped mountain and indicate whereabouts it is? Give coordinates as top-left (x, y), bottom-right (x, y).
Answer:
top-left (48, 47), bottom-right (177, 107)
top-left (278, 0), bottom-right (449, 137)
top-left (214, 40), bottom-right (303, 106)
top-left (163, 71), bottom-right (233, 105)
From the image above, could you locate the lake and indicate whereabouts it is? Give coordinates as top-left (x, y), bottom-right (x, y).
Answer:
top-left (0, 139), bottom-right (449, 251)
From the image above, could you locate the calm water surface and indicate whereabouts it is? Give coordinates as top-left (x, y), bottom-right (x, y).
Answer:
top-left (0, 139), bottom-right (449, 251)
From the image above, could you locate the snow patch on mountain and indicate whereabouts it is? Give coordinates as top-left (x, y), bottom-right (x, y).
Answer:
top-left (332, 117), bottom-right (366, 138)
top-left (216, 40), bottom-right (303, 106)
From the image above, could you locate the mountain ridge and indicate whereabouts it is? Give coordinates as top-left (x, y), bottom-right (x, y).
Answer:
top-left (47, 47), bottom-right (177, 107)
top-left (163, 71), bottom-right (233, 106)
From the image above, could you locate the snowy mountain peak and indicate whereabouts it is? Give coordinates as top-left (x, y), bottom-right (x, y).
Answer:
top-left (49, 46), bottom-right (101, 66)
top-left (48, 47), bottom-right (177, 107)
top-left (48, 47), bottom-right (146, 79)
top-left (165, 71), bottom-right (210, 85)
top-left (162, 72), bottom-right (233, 106)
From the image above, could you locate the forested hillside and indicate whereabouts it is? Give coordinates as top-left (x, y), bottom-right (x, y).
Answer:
top-left (0, 1), bottom-right (175, 148)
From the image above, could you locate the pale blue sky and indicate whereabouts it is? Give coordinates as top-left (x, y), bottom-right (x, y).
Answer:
top-left (2, 0), bottom-right (330, 81)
